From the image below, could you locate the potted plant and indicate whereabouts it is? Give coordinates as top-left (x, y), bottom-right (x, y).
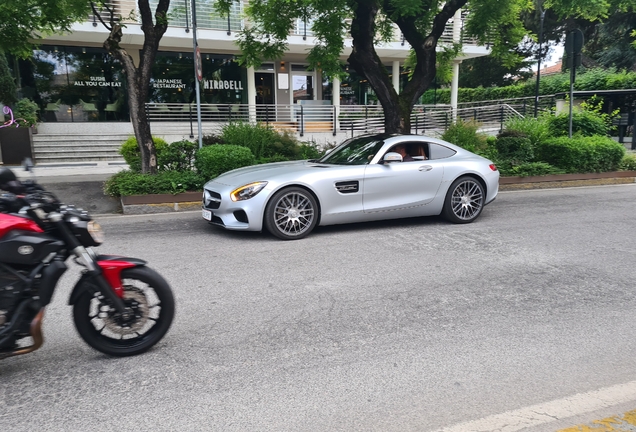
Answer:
top-left (1, 98), bottom-right (39, 165)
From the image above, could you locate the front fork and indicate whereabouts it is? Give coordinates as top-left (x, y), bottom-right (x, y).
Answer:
top-left (69, 246), bottom-right (147, 315)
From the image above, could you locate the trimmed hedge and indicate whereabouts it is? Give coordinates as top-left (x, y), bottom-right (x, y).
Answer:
top-left (194, 144), bottom-right (256, 180)
top-left (619, 154), bottom-right (636, 171)
top-left (421, 68), bottom-right (636, 104)
top-left (104, 170), bottom-right (206, 197)
top-left (535, 136), bottom-right (625, 173)
top-left (495, 136), bottom-right (534, 164)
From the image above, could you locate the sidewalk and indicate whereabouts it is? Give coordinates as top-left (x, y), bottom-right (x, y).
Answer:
top-left (9, 161), bottom-right (128, 215)
top-left (13, 161), bottom-right (127, 182)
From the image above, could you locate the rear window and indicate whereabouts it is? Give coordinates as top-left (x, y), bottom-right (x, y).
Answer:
top-left (428, 143), bottom-right (456, 160)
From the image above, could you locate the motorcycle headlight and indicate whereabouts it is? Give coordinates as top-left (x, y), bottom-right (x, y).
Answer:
top-left (87, 220), bottom-right (105, 245)
top-left (230, 182), bottom-right (268, 202)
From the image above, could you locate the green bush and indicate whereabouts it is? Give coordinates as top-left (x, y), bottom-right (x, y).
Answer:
top-left (104, 169), bottom-right (206, 197)
top-left (194, 144), bottom-right (256, 180)
top-left (160, 139), bottom-right (197, 171)
top-left (619, 154), bottom-right (636, 171)
top-left (535, 136), bottom-right (625, 173)
top-left (12, 98), bottom-right (39, 127)
top-left (219, 122), bottom-right (310, 160)
top-left (299, 141), bottom-right (323, 160)
top-left (420, 68), bottom-right (636, 104)
top-left (220, 122), bottom-right (276, 159)
top-left (548, 111), bottom-right (609, 137)
top-left (440, 120), bottom-right (489, 153)
top-left (202, 133), bottom-right (224, 146)
top-left (495, 136), bottom-right (534, 164)
top-left (502, 115), bottom-right (552, 147)
top-left (507, 162), bottom-right (564, 177)
top-left (119, 136), bottom-right (169, 172)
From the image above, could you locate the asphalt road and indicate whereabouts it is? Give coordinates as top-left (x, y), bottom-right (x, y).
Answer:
top-left (2, 184), bottom-right (636, 432)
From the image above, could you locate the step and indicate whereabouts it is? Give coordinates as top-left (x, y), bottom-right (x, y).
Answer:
top-left (35, 149), bottom-right (121, 156)
top-left (34, 154), bottom-right (125, 163)
top-left (33, 134), bottom-right (130, 141)
top-left (34, 144), bottom-right (121, 151)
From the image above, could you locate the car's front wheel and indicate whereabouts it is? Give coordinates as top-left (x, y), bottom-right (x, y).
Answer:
top-left (264, 187), bottom-right (318, 240)
top-left (442, 176), bottom-right (485, 224)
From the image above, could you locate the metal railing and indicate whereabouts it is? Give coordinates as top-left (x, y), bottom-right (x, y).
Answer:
top-left (109, 1), bottom-right (482, 47)
top-left (145, 102), bottom-right (525, 136)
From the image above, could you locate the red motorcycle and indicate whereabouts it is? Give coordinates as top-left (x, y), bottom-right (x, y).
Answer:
top-left (0, 167), bottom-right (175, 359)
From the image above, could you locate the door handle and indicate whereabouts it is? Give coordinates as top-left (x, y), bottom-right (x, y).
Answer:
top-left (419, 165), bottom-right (433, 171)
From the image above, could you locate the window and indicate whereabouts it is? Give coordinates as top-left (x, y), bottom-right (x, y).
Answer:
top-left (152, 0), bottom-right (243, 31)
top-left (428, 143), bottom-right (457, 160)
top-left (26, 45), bottom-right (126, 122)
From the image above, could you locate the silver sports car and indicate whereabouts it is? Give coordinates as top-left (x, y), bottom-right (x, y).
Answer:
top-left (202, 133), bottom-right (499, 240)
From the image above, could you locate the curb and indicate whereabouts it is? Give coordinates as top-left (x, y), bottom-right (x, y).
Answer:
top-left (120, 192), bottom-right (201, 215)
top-left (500, 173), bottom-right (636, 191)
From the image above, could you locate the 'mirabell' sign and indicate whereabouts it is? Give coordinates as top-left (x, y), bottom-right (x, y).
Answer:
top-left (203, 80), bottom-right (243, 91)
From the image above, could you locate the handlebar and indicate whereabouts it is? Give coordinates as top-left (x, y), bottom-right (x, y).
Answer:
top-left (0, 177), bottom-right (60, 213)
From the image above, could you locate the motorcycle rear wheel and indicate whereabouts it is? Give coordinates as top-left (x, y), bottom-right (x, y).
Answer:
top-left (73, 267), bottom-right (175, 357)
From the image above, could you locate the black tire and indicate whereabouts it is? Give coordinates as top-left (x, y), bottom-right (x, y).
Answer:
top-left (442, 176), bottom-right (485, 224)
top-left (73, 266), bottom-right (175, 357)
top-left (264, 187), bottom-right (319, 240)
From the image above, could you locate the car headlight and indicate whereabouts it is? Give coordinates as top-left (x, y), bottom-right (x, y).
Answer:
top-left (87, 220), bottom-right (105, 245)
top-left (230, 182), bottom-right (268, 202)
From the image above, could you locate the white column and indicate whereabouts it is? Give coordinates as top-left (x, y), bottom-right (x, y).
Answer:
top-left (392, 61), bottom-right (400, 94)
top-left (450, 9), bottom-right (462, 122)
top-left (333, 76), bottom-right (340, 133)
top-left (452, 9), bottom-right (462, 43)
top-left (247, 66), bottom-right (256, 124)
top-left (451, 60), bottom-right (461, 122)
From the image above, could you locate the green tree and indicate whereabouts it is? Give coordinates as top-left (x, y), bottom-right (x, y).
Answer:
top-left (522, 1), bottom-right (636, 72)
top-left (92, 0), bottom-right (170, 174)
top-left (218, 0), bottom-right (619, 134)
top-left (584, 11), bottom-right (636, 71)
top-left (0, 52), bottom-right (17, 105)
top-left (0, 0), bottom-right (91, 59)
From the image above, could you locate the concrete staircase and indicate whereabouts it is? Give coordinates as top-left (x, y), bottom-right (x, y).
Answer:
top-left (32, 133), bottom-right (130, 163)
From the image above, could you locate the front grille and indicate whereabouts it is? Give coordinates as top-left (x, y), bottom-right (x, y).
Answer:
top-left (204, 190), bottom-right (222, 210)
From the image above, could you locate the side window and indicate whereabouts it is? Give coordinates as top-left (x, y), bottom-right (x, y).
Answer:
top-left (385, 142), bottom-right (428, 161)
top-left (428, 143), bottom-right (456, 160)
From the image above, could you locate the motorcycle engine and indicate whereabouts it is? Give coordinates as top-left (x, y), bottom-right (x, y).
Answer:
top-left (0, 268), bottom-right (26, 327)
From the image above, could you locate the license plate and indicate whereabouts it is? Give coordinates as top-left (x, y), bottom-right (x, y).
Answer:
top-left (202, 209), bottom-right (212, 221)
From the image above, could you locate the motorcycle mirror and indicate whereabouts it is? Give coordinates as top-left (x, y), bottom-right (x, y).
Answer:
top-left (23, 158), bottom-right (34, 172)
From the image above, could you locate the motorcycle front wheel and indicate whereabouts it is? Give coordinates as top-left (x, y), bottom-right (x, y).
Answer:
top-left (73, 266), bottom-right (175, 357)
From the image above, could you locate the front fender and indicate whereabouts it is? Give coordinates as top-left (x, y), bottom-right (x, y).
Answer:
top-left (68, 255), bottom-right (147, 305)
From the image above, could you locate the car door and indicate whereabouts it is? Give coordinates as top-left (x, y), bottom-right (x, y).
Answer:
top-left (362, 150), bottom-right (444, 214)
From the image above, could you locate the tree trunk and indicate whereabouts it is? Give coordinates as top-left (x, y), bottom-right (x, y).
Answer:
top-left (95, 0), bottom-right (170, 174)
top-left (348, 0), bottom-right (467, 135)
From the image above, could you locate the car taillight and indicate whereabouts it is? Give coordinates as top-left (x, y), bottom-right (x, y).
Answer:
top-left (489, 164), bottom-right (498, 171)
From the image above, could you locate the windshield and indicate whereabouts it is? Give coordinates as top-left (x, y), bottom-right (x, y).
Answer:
top-left (316, 136), bottom-right (387, 165)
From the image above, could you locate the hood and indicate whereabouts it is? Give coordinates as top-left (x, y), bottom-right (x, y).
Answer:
top-left (207, 160), bottom-right (331, 187)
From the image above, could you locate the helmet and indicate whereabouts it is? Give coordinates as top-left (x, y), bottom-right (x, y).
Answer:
top-left (0, 167), bottom-right (17, 184)
top-left (0, 168), bottom-right (24, 194)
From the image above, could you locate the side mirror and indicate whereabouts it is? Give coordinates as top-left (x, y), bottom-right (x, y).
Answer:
top-left (383, 152), bottom-right (403, 163)
top-left (23, 158), bottom-right (34, 172)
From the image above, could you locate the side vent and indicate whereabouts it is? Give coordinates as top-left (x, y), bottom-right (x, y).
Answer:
top-left (335, 181), bottom-right (359, 194)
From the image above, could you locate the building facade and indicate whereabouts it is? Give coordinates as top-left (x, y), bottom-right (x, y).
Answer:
top-left (12, 1), bottom-right (490, 135)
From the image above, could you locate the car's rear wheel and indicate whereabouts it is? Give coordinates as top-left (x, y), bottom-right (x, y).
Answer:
top-left (264, 187), bottom-right (318, 240)
top-left (442, 176), bottom-right (485, 224)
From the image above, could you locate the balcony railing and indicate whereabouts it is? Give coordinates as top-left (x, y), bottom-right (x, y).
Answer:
top-left (104, 1), bottom-right (481, 47)
top-left (144, 102), bottom-right (528, 136)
